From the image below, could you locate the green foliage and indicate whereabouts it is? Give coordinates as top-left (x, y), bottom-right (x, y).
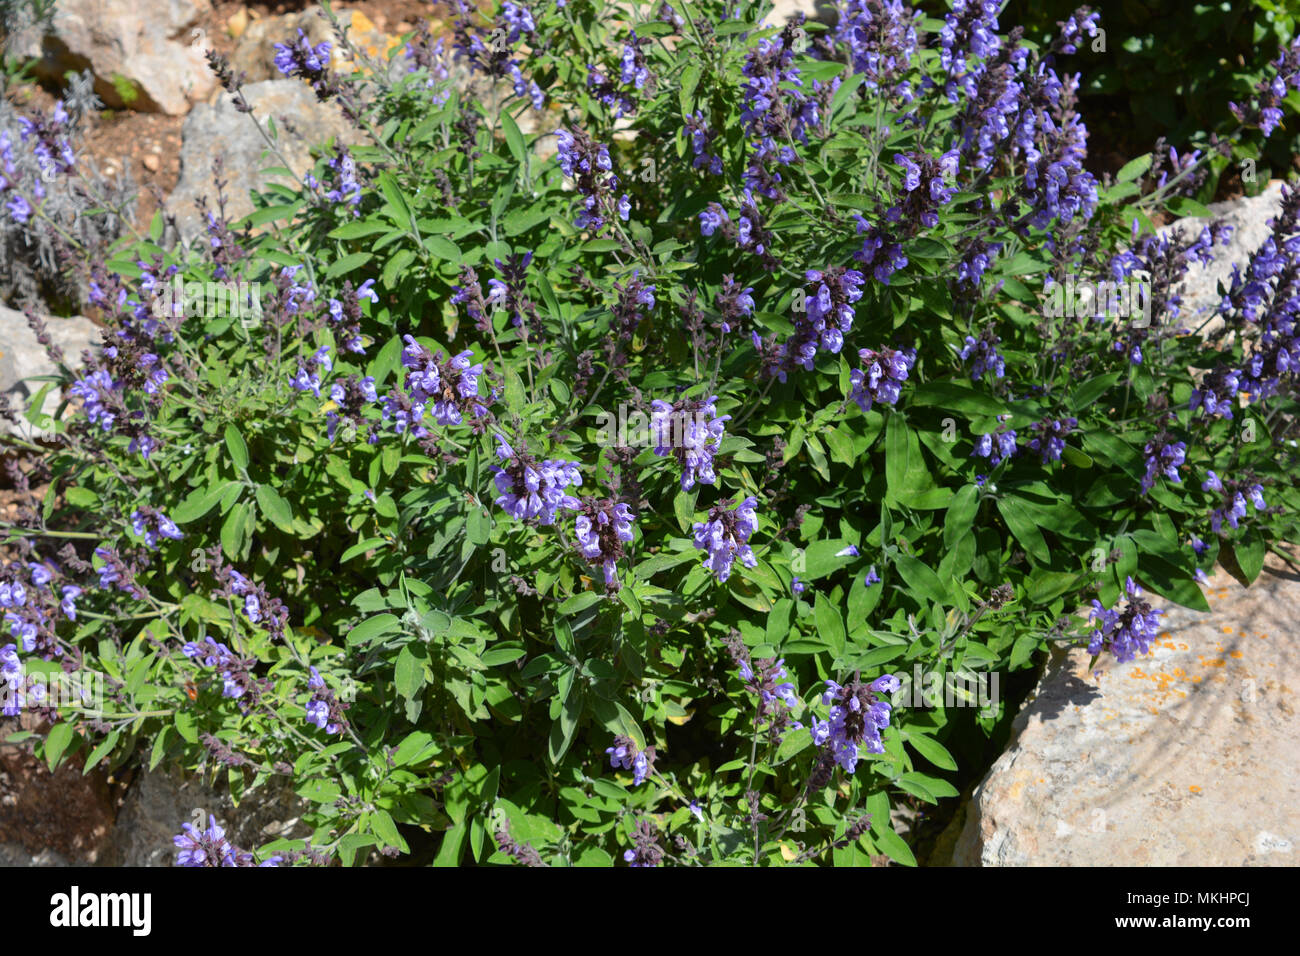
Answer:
top-left (5, 0), bottom-right (1300, 868)
top-left (994, 0), bottom-right (1300, 192)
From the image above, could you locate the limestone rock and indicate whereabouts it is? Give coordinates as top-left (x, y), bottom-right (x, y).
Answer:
top-left (102, 767), bottom-right (312, 866)
top-left (0, 718), bottom-right (117, 864)
top-left (15, 0), bottom-right (216, 115)
top-left (1163, 180), bottom-right (1286, 336)
top-left (165, 79), bottom-right (362, 243)
top-left (0, 304), bottom-right (99, 438)
top-left (948, 554), bottom-right (1299, 866)
top-left (229, 7), bottom-right (404, 85)
top-left (763, 0), bottom-right (834, 26)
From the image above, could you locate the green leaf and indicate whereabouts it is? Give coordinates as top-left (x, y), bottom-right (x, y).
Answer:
top-left (329, 220), bottom-right (390, 240)
top-left (465, 505), bottom-right (492, 546)
top-left (872, 823), bottom-right (917, 866)
top-left (501, 111), bottom-right (526, 165)
top-left (325, 251), bottom-right (373, 279)
top-left (775, 727), bottom-right (813, 764)
top-left (220, 502), bottom-right (251, 560)
top-left (173, 481), bottom-right (234, 524)
top-left (503, 205), bottom-right (551, 237)
top-left (1069, 371), bottom-right (1121, 411)
top-left (1167, 196), bottom-right (1214, 218)
top-left (909, 380), bottom-right (1007, 416)
top-left (548, 691), bottom-right (581, 764)
top-left (347, 613), bottom-right (401, 646)
top-left (44, 722), bottom-right (76, 771)
top-left (943, 485), bottom-right (979, 549)
top-left (813, 593), bottom-right (846, 658)
top-left (83, 730), bottom-right (120, 775)
top-left (614, 702), bottom-right (645, 751)
top-left (905, 733), bottom-right (957, 771)
top-left (1234, 530), bottom-right (1266, 585)
top-left (395, 644), bottom-right (427, 702)
top-left (174, 710), bottom-right (199, 744)
top-left (679, 62), bottom-right (702, 114)
top-left (1010, 633), bottom-right (1039, 670)
top-left (673, 488), bottom-right (698, 534)
top-left (382, 248), bottom-right (416, 288)
top-left (893, 553), bottom-right (949, 606)
top-left (370, 808), bottom-right (409, 852)
top-left (997, 496), bottom-right (1050, 564)
top-left (884, 411), bottom-right (910, 499)
top-left (1116, 153), bottom-right (1152, 182)
top-left (1138, 554), bottom-right (1211, 613)
top-left (378, 171), bottom-right (416, 233)
top-left (65, 486), bottom-right (99, 509)
top-left (433, 822), bottom-right (467, 867)
top-left (559, 590), bottom-right (602, 615)
top-left (255, 484), bottom-right (295, 532)
top-left (224, 424), bottom-right (249, 471)
top-left (424, 235), bottom-right (463, 263)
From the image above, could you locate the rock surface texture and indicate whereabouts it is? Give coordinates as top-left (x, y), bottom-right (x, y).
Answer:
top-left (165, 79), bottom-right (361, 243)
top-left (0, 718), bottom-right (118, 865)
top-left (13, 0), bottom-right (216, 115)
top-left (101, 768), bottom-right (310, 866)
top-left (0, 305), bottom-right (98, 438)
top-left (229, 8), bottom-right (403, 85)
top-left (948, 553), bottom-right (1298, 866)
top-left (1165, 180), bottom-right (1286, 335)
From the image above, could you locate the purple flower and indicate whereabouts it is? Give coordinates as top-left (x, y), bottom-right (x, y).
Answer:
top-left (811, 675), bottom-right (899, 773)
top-left (573, 498), bottom-right (636, 590)
top-left (787, 267), bottom-right (865, 368)
top-left (1191, 368), bottom-right (1240, 419)
top-left (555, 127), bottom-right (622, 233)
top-left (692, 497), bottom-right (759, 582)
top-left (958, 329), bottom-right (1005, 381)
top-left (648, 395), bottom-right (729, 491)
top-left (59, 586), bottom-right (81, 621)
top-left (1088, 577), bottom-right (1161, 663)
top-left (174, 820), bottom-right (278, 867)
top-left (699, 203), bottom-right (729, 236)
top-left (972, 416), bottom-right (1018, 466)
top-left (605, 734), bottom-right (654, 786)
top-left (1140, 434), bottom-right (1186, 495)
top-left (491, 435), bottom-right (583, 525)
top-left (1026, 417), bottom-right (1077, 464)
top-left (849, 346), bottom-right (916, 412)
top-left (272, 29), bottom-right (336, 98)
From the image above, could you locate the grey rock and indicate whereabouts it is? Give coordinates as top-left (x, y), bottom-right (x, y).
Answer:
top-left (102, 767), bottom-right (312, 866)
top-left (229, 7), bottom-right (398, 85)
top-left (1163, 180), bottom-right (1286, 336)
top-left (165, 80), bottom-right (363, 243)
top-left (763, 0), bottom-right (835, 26)
top-left (0, 305), bottom-right (99, 438)
top-left (946, 555), bottom-right (1300, 866)
top-left (14, 0), bottom-right (216, 115)
top-left (0, 844), bottom-right (71, 866)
